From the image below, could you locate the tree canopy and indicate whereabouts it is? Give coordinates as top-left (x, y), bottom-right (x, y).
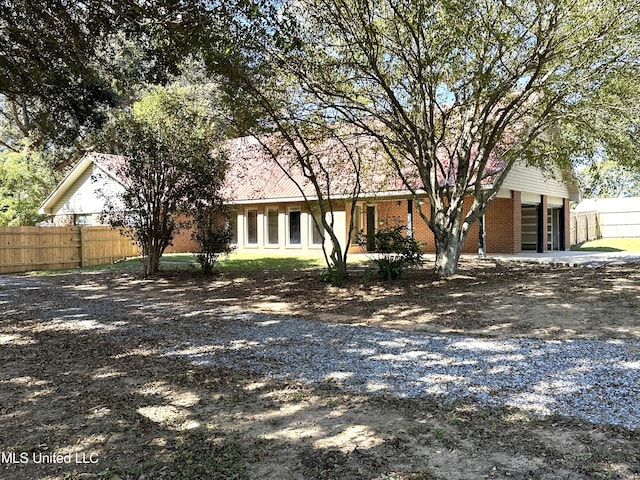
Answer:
top-left (0, 0), bottom-right (237, 151)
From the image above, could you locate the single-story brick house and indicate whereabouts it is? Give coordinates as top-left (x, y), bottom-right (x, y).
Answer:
top-left (39, 137), bottom-right (580, 255)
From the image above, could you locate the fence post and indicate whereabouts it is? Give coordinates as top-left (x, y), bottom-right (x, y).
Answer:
top-left (79, 226), bottom-right (85, 268)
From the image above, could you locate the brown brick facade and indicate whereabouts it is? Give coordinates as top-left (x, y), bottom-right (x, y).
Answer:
top-left (165, 227), bottom-right (200, 253)
top-left (347, 195), bottom-right (522, 254)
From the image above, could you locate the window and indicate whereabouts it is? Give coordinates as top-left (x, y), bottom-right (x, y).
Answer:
top-left (310, 208), bottom-right (324, 245)
top-left (288, 209), bottom-right (301, 245)
top-left (74, 214), bottom-right (93, 226)
top-left (247, 209), bottom-right (258, 245)
top-left (266, 208), bottom-right (279, 245)
top-left (350, 205), bottom-right (362, 243)
top-left (229, 210), bottom-right (238, 244)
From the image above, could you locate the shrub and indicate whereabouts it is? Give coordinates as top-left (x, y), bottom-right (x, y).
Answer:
top-left (192, 206), bottom-right (234, 275)
top-left (360, 225), bottom-right (423, 280)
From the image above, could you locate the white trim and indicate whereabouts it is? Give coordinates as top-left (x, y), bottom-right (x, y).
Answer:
top-left (229, 209), bottom-right (239, 245)
top-left (308, 207), bottom-right (325, 247)
top-left (521, 192), bottom-right (542, 205)
top-left (227, 189), bottom-right (430, 206)
top-left (547, 196), bottom-right (564, 207)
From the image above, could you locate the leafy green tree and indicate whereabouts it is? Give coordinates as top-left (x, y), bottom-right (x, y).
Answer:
top-left (0, 144), bottom-right (58, 226)
top-left (249, 0), bottom-right (640, 275)
top-left (100, 84), bottom-right (226, 277)
top-left (211, 3), bottom-right (375, 284)
top-left (542, 71), bottom-right (640, 197)
top-left (577, 157), bottom-right (640, 198)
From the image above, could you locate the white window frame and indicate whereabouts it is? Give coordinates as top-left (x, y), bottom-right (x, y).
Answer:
top-left (309, 207), bottom-right (325, 247)
top-left (229, 209), bottom-right (238, 245)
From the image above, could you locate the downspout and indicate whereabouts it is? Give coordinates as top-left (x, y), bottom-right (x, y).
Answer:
top-left (407, 199), bottom-right (413, 237)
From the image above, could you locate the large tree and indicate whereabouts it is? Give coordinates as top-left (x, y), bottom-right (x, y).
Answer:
top-left (227, 74), bottom-right (372, 282)
top-left (100, 84), bottom-right (226, 276)
top-left (261, 0), bottom-right (640, 274)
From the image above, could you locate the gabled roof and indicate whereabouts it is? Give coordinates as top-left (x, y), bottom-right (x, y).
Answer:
top-left (39, 153), bottom-right (126, 215)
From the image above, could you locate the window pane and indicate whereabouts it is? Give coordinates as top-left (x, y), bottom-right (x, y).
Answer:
top-left (350, 205), bottom-right (361, 243)
top-left (267, 209), bottom-right (279, 244)
top-left (311, 210), bottom-right (324, 245)
top-left (247, 210), bottom-right (258, 244)
top-left (230, 211), bottom-right (238, 244)
top-left (289, 211), bottom-right (301, 244)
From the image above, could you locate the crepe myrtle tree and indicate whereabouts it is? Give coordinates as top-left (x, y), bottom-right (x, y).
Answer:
top-left (223, 116), bottom-right (379, 284)
top-left (267, 0), bottom-right (640, 275)
top-left (253, 124), bottom-right (381, 284)
top-left (215, 5), bottom-right (396, 284)
top-left (100, 85), bottom-right (226, 277)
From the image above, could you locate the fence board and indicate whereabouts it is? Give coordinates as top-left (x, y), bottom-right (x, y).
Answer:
top-left (0, 226), bottom-right (138, 274)
top-left (570, 211), bottom-right (600, 245)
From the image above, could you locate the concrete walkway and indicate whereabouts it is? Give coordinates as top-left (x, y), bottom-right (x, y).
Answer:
top-left (352, 250), bottom-right (640, 267)
top-left (486, 250), bottom-right (640, 267)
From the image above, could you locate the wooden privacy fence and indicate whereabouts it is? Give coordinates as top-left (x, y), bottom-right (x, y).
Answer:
top-left (0, 226), bottom-right (139, 274)
top-left (570, 211), bottom-right (600, 245)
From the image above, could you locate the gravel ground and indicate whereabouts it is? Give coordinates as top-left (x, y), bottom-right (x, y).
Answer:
top-left (4, 275), bottom-right (640, 430)
top-left (163, 311), bottom-right (640, 430)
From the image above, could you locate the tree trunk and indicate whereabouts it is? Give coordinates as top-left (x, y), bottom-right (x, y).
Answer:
top-left (434, 234), bottom-right (464, 276)
top-left (433, 211), bottom-right (470, 276)
top-left (329, 246), bottom-right (348, 284)
top-left (145, 242), bottom-right (162, 277)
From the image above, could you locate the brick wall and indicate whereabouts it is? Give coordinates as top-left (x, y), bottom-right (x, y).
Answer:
top-left (484, 197), bottom-right (517, 254)
top-left (165, 225), bottom-right (199, 253)
top-left (347, 195), bottom-right (520, 254)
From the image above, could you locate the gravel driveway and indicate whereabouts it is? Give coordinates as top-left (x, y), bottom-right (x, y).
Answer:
top-left (165, 310), bottom-right (640, 430)
top-left (4, 275), bottom-right (637, 430)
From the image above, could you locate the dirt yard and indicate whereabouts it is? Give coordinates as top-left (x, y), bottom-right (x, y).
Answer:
top-left (0, 258), bottom-right (639, 479)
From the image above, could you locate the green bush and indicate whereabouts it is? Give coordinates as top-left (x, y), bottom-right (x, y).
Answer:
top-left (192, 207), bottom-right (234, 275)
top-left (360, 225), bottom-right (424, 280)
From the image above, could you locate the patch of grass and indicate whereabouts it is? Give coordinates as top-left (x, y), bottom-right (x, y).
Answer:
top-left (218, 252), bottom-right (326, 272)
top-left (571, 237), bottom-right (640, 252)
top-left (23, 251), bottom-right (371, 277)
